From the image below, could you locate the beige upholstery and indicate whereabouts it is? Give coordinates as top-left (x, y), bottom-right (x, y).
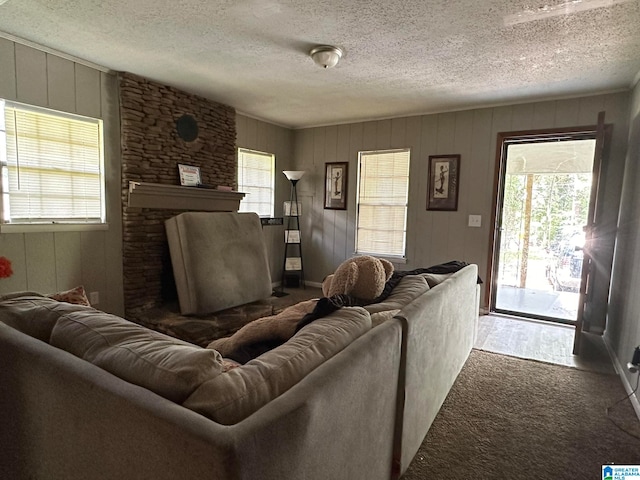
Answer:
top-left (365, 275), bottom-right (430, 315)
top-left (50, 309), bottom-right (224, 403)
top-left (0, 293), bottom-right (66, 341)
top-left (0, 307), bottom-right (401, 480)
top-left (0, 264), bottom-right (479, 480)
top-left (421, 272), bottom-right (454, 287)
top-left (392, 265), bottom-right (479, 476)
top-left (165, 212), bottom-right (272, 315)
top-left (185, 306), bottom-right (371, 424)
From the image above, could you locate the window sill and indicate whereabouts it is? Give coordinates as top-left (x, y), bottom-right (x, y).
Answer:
top-left (0, 223), bottom-right (109, 234)
top-left (353, 252), bottom-right (407, 264)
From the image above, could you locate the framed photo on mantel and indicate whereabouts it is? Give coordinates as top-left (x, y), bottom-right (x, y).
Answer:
top-left (178, 164), bottom-right (201, 186)
top-left (427, 154), bottom-right (460, 211)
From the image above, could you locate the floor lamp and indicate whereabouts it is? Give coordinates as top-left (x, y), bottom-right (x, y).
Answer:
top-left (282, 170), bottom-right (305, 291)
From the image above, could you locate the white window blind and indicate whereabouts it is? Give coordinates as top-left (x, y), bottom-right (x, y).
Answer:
top-left (1, 100), bottom-right (105, 225)
top-left (237, 148), bottom-right (275, 217)
top-left (356, 149), bottom-right (410, 258)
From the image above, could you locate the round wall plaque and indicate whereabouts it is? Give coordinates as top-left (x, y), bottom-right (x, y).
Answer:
top-left (176, 114), bottom-right (199, 142)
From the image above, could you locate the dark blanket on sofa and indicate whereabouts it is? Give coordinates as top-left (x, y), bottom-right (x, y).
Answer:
top-left (219, 260), bottom-right (478, 363)
top-left (295, 260), bottom-right (480, 332)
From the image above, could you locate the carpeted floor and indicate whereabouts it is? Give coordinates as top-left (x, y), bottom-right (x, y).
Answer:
top-left (402, 350), bottom-right (640, 480)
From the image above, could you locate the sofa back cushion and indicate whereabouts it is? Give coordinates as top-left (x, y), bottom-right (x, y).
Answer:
top-left (0, 293), bottom-right (84, 342)
top-left (183, 306), bottom-right (372, 424)
top-left (365, 275), bottom-right (430, 315)
top-left (165, 212), bottom-right (272, 315)
top-left (421, 272), bottom-right (454, 288)
top-left (49, 308), bottom-right (224, 403)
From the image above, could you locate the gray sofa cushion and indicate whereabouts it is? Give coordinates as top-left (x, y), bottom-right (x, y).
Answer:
top-left (421, 272), bottom-right (454, 287)
top-left (0, 293), bottom-right (82, 342)
top-left (165, 212), bottom-right (272, 315)
top-left (50, 308), bottom-right (224, 403)
top-left (183, 306), bottom-right (372, 424)
top-left (365, 275), bottom-right (430, 315)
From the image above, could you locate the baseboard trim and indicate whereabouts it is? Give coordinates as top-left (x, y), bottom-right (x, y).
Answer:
top-left (271, 280), bottom-right (323, 289)
top-left (603, 336), bottom-right (640, 421)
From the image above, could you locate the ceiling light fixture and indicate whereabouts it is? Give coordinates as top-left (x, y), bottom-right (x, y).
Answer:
top-left (504, 0), bottom-right (634, 26)
top-left (309, 45), bottom-right (343, 69)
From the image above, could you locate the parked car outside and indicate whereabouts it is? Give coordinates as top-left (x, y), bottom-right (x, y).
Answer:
top-left (546, 232), bottom-right (584, 293)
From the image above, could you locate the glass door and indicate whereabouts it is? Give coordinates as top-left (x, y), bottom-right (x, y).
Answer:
top-left (492, 136), bottom-right (596, 324)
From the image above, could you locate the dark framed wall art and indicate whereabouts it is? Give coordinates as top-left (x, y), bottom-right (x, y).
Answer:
top-left (324, 162), bottom-right (348, 210)
top-left (427, 154), bottom-right (460, 211)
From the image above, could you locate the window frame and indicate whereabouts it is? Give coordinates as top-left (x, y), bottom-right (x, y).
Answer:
top-left (355, 148), bottom-right (411, 261)
top-left (0, 99), bottom-right (106, 233)
top-left (237, 147), bottom-right (276, 218)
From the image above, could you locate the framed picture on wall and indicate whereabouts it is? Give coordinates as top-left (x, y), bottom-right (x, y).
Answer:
top-left (324, 162), bottom-right (348, 210)
top-left (427, 154), bottom-right (460, 211)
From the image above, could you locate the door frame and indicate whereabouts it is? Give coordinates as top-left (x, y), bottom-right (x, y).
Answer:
top-left (486, 125), bottom-right (604, 317)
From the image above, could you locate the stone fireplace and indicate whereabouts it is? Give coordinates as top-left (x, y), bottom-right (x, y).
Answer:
top-left (119, 72), bottom-right (237, 319)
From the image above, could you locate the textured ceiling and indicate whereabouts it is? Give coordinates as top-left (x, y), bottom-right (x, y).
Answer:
top-left (0, 0), bottom-right (639, 128)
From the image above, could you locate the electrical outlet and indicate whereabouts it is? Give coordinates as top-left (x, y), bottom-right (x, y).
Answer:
top-left (89, 291), bottom-right (100, 305)
top-left (627, 346), bottom-right (640, 373)
top-left (468, 215), bottom-right (482, 228)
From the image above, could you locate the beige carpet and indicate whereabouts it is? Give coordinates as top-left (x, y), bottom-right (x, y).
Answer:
top-left (402, 350), bottom-right (640, 480)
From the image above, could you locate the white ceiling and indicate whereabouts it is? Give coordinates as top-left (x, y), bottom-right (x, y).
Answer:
top-left (0, 0), bottom-right (639, 128)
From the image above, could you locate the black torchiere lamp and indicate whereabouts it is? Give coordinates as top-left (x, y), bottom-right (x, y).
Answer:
top-left (282, 170), bottom-right (305, 291)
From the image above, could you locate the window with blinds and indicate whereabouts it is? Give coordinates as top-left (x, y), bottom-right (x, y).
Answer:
top-left (0, 100), bottom-right (105, 225)
top-left (237, 148), bottom-right (275, 217)
top-left (356, 149), bottom-right (410, 258)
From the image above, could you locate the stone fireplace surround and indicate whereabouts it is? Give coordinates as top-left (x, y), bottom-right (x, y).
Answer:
top-left (119, 72), bottom-right (236, 320)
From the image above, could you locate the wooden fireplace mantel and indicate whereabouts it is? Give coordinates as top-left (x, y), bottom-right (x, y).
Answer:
top-left (128, 182), bottom-right (245, 212)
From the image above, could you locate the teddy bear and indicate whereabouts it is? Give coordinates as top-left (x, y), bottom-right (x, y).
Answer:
top-left (208, 255), bottom-right (394, 363)
top-left (322, 255), bottom-right (394, 301)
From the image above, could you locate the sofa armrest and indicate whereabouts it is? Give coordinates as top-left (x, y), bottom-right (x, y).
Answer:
top-left (229, 319), bottom-right (402, 480)
top-left (1, 317), bottom-right (402, 480)
top-left (0, 322), bottom-right (240, 479)
top-left (392, 264), bottom-right (478, 476)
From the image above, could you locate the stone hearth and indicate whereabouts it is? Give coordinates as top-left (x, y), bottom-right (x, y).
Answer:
top-left (135, 287), bottom-right (322, 347)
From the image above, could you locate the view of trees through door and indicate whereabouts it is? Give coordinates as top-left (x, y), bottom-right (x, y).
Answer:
top-left (492, 137), bottom-right (596, 324)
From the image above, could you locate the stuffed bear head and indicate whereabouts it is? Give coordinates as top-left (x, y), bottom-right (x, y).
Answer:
top-left (322, 255), bottom-right (394, 301)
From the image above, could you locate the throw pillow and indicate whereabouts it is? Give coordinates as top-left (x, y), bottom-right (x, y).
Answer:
top-left (48, 285), bottom-right (91, 307)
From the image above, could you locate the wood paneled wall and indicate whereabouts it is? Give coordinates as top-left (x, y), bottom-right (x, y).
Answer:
top-left (236, 114), bottom-right (295, 282)
top-left (0, 35), bottom-right (633, 326)
top-left (293, 92), bottom-right (630, 305)
top-left (0, 38), bottom-right (124, 315)
top-left (607, 80), bottom-right (640, 392)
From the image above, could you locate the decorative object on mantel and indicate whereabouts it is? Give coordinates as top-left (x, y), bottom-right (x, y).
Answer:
top-left (324, 162), bottom-right (348, 210)
top-left (309, 45), bottom-right (343, 69)
top-left (178, 164), bottom-right (202, 186)
top-left (175, 114), bottom-right (199, 142)
top-left (128, 181), bottom-right (245, 211)
top-left (0, 256), bottom-right (13, 278)
top-left (427, 154), bottom-right (460, 211)
top-left (260, 217), bottom-right (284, 227)
top-left (281, 171), bottom-right (305, 290)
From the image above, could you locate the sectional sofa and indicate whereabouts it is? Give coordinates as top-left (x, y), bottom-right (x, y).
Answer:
top-left (0, 263), bottom-right (478, 480)
top-left (0, 211), bottom-right (479, 479)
